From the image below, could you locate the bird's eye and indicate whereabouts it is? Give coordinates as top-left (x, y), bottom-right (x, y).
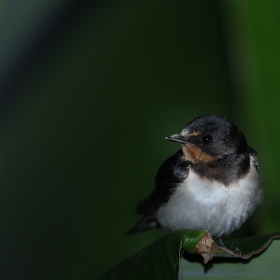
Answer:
top-left (202, 134), bottom-right (213, 144)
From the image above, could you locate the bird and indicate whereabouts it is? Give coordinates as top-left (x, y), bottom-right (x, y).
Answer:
top-left (127, 115), bottom-right (263, 238)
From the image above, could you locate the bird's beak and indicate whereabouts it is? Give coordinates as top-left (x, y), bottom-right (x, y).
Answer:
top-left (165, 134), bottom-right (189, 144)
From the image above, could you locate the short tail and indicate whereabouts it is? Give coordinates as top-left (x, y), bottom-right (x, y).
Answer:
top-left (126, 215), bottom-right (159, 235)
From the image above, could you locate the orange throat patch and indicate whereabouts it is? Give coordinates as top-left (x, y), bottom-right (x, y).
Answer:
top-left (181, 145), bottom-right (216, 163)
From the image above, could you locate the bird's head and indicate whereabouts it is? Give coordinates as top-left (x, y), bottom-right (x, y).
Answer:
top-left (166, 115), bottom-right (248, 164)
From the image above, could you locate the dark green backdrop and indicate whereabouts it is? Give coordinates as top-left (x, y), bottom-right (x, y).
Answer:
top-left (0, 1), bottom-right (279, 279)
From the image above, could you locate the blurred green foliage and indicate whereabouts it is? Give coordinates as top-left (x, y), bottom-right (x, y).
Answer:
top-left (0, 0), bottom-right (279, 279)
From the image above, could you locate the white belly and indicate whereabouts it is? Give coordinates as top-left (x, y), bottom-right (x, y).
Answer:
top-left (156, 160), bottom-right (262, 237)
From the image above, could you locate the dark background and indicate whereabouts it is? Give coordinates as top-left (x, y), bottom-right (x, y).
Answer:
top-left (0, 1), bottom-right (279, 279)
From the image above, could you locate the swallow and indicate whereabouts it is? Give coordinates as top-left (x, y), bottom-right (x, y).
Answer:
top-left (127, 115), bottom-right (263, 238)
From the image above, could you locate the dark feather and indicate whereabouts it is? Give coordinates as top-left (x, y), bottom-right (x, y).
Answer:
top-left (248, 147), bottom-right (259, 170)
top-left (126, 150), bottom-right (190, 234)
top-left (126, 216), bottom-right (159, 235)
top-left (136, 150), bottom-right (190, 216)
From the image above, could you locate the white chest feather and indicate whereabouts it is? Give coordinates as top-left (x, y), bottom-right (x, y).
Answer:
top-left (156, 159), bottom-right (262, 237)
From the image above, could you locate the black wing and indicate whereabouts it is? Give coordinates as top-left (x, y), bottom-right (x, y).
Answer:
top-left (136, 150), bottom-right (190, 216)
top-left (127, 150), bottom-right (190, 235)
top-left (248, 147), bottom-right (259, 170)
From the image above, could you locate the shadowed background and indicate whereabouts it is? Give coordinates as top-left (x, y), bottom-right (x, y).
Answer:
top-left (0, 0), bottom-right (279, 279)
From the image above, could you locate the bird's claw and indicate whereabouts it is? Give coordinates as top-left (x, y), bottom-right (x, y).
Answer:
top-left (219, 238), bottom-right (241, 255)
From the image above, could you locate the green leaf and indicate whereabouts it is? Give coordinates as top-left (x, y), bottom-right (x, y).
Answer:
top-left (213, 232), bottom-right (280, 259)
top-left (97, 230), bottom-right (280, 280)
top-left (97, 230), bottom-right (204, 280)
top-left (182, 235), bottom-right (280, 279)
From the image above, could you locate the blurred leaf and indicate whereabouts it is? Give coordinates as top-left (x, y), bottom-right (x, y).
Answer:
top-left (97, 230), bottom-right (204, 280)
top-left (97, 230), bottom-right (280, 280)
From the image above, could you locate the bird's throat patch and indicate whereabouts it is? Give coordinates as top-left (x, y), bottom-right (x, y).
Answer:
top-left (182, 145), bottom-right (216, 163)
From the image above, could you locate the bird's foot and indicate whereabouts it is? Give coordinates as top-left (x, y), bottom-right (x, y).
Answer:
top-left (230, 244), bottom-right (241, 255)
top-left (218, 238), bottom-right (226, 248)
top-left (219, 238), bottom-right (241, 255)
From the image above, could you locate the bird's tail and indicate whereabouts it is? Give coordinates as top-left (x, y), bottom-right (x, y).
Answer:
top-left (126, 215), bottom-right (159, 235)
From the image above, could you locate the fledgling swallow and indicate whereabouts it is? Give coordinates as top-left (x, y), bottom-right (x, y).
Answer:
top-left (127, 115), bottom-right (263, 238)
